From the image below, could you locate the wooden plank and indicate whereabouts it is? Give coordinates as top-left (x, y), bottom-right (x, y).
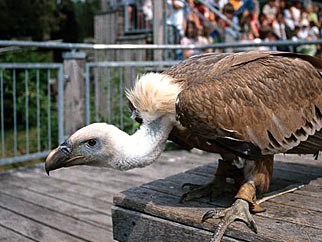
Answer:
top-left (268, 192), bottom-right (322, 212)
top-left (275, 154), bottom-right (322, 166)
top-left (0, 192), bottom-right (110, 242)
top-left (5, 168), bottom-right (114, 202)
top-left (114, 185), bottom-right (322, 242)
top-left (309, 177), bottom-right (322, 187)
top-left (112, 206), bottom-right (241, 242)
top-left (0, 224), bottom-right (36, 242)
top-left (140, 170), bottom-right (322, 230)
top-left (0, 207), bottom-right (84, 242)
top-left (295, 184), bottom-right (322, 198)
top-left (0, 181), bottom-right (110, 229)
top-left (1, 174), bottom-right (110, 215)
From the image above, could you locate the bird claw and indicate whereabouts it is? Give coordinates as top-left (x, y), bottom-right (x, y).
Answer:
top-left (180, 178), bottom-right (236, 203)
top-left (202, 199), bottom-right (257, 242)
top-left (180, 182), bottom-right (213, 203)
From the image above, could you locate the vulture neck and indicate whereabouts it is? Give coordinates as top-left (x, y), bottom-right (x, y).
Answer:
top-left (112, 115), bottom-right (174, 170)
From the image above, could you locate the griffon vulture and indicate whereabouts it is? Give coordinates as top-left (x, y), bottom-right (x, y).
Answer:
top-left (45, 51), bottom-right (322, 242)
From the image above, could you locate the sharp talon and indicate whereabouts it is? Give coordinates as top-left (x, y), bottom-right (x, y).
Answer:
top-left (248, 220), bottom-right (258, 234)
top-left (205, 199), bottom-right (258, 242)
top-left (179, 193), bottom-right (187, 203)
top-left (202, 209), bottom-right (216, 222)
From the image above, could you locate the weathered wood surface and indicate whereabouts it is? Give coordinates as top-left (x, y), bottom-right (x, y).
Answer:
top-left (0, 150), bottom-right (218, 241)
top-left (113, 152), bottom-right (322, 242)
top-left (0, 150), bottom-right (322, 241)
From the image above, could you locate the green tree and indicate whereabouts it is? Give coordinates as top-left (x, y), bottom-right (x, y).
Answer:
top-left (0, 0), bottom-right (58, 40)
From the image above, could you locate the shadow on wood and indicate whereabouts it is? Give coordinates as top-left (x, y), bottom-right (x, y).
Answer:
top-left (113, 155), bottom-right (322, 242)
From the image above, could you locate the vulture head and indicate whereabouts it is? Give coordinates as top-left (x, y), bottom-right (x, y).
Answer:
top-left (45, 73), bottom-right (182, 174)
top-left (45, 123), bottom-right (122, 174)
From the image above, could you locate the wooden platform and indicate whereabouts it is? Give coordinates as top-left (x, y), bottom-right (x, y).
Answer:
top-left (113, 153), bottom-right (322, 242)
top-left (0, 150), bottom-right (217, 241)
top-left (0, 151), bottom-right (322, 242)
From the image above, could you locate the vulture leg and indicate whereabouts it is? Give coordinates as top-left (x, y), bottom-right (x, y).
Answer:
top-left (202, 155), bottom-right (274, 242)
top-left (180, 155), bottom-right (244, 203)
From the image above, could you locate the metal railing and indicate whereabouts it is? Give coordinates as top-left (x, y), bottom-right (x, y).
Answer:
top-left (0, 63), bottom-right (64, 165)
top-left (0, 39), bottom-right (322, 166)
top-left (1, 39), bottom-right (322, 51)
top-left (85, 61), bottom-right (179, 128)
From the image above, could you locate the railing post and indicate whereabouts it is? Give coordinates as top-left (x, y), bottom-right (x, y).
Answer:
top-left (152, 0), bottom-right (165, 61)
top-left (62, 51), bottom-right (87, 137)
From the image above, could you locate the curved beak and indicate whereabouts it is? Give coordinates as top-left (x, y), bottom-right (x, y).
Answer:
top-left (45, 147), bottom-right (70, 175)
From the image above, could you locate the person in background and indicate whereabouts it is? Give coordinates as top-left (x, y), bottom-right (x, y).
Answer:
top-left (296, 19), bottom-right (317, 56)
top-left (167, 0), bottom-right (185, 38)
top-left (212, 0), bottom-right (228, 11)
top-left (218, 3), bottom-right (240, 43)
top-left (272, 12), bottom-right (289, 40)
top-left (262, 0), bottom-right (277, 24)
top-left (290, 0), bottom-right (302, 27)
top-left (283, 2), bottom-right (295, 32)
top-left (142, 0), bottom-right (153, 29)
top-left (181, 20), bottom-right (208, 58)
top-left (185, 0), bottom-right (203, 32)
top-left (166, 0), bottom-right (185, 59)
top-left (306, 4), bottom-right (318, 26)
top-left (123, 0), bottom-right (138, 30)
top-left (236, 0), bottom-right (260, 40)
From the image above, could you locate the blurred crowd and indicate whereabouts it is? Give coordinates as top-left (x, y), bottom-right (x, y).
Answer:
top-left (123, 0), bottom-right (322, 59)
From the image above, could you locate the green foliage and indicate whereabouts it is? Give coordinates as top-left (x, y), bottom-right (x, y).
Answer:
top-left (0, 0), bottom-right (58, 40)
top-left (0, 0), bottom-right (100, 42)
top-left (0, 49), bottom-right (53, 63)
top-left (1, 49), bottom-right (59, 151)
top-left (73, 0), bottom-right (100, 41)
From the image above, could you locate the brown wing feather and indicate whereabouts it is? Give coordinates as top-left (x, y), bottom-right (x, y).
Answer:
top-left (172, 51), bottom-right (322, 157)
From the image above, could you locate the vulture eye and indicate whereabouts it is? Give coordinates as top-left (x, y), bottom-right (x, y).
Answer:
top-left (87, 139), bottom-right (97, 147)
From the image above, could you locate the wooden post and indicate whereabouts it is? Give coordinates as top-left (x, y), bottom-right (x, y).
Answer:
top-left (62, 51), bottom-right (86, 137)
top-left (153, 0), bottom-right (165, 61)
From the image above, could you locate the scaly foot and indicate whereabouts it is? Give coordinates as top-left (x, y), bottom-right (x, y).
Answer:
top-left (202, 199), bottom-right (257, 242)
top-left (180, 178), bottom-right (237, 203)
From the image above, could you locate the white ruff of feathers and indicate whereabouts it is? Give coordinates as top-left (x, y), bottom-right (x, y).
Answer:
top-left (111, 72), bottom-right (182, 170)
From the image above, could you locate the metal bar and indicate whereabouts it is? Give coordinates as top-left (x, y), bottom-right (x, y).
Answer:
top-left (0, 63), bottom-right (63, 69)
top-left (85, 64), bottom-right (90, 125)
top-left (0, 46), bottom-right (21, 53)
top-left (36, 70), bottom-right (40, 152)
top-left (47, 69), bottom-right (52, 150)
top-left (124, 2), bottom-right (129, 33)
top-left (130, 67), bottom-right (136, 133)
top-left (94, 67), bottom-right (99, 122)
top-left (119, 67), bottom-right (124, 129)
top-left (12, 69), bottom-right (17, 156)
top-left (107, 68), bottom-right (111, 123)
top-left (86, 61), bottom-right (179, 68)
top-left (25, 70), bottom-right (29, 154)
top-left (0, 151), bottom-right (50, 166)
top-left (0, 70), bottom-right (5, 158)
top-left (57, 66), bottom-right (64, 144)
top-left (1, 39), bottom-right (322, 51)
